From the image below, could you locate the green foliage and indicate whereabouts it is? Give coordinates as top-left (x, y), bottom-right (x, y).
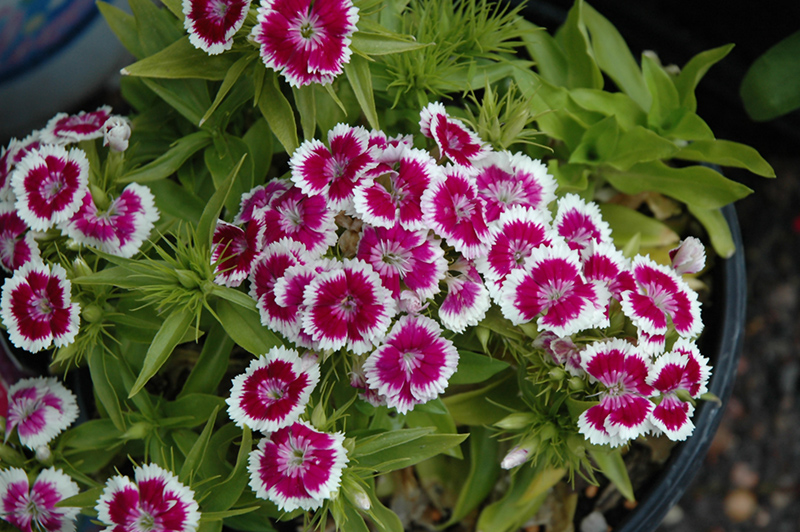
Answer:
top-left (741, 31), bottom-right (800, 121)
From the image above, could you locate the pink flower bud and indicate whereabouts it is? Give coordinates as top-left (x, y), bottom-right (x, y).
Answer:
top-left (103, 116), bottom-right (131, 152)
top-left (669, 236), bottom-right (705, 275)
top-left (500, 445), bottom-right (530, 469)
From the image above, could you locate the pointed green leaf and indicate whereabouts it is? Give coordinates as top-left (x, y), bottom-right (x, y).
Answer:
top-left (555, 1), bottom-right (603, 90)
top-left (443, 426), bottom-right (501, 527)
top-left (203, 136), bottom-right (254, 214)
top-left (477, 466), bottom-right (566, 532)
top-left (350, 32), bottom-right (431, 56)
top-left (366, 491), bottom-right (404, 532)
top-left (741, 30), bottom-right (800, 120)
top-left (642, 53), bottom-right (680, 130)
top-left (200, 54), bottom-right (256, 125)
top-left (355, 433), bottom-right (467, 473)
top-left (122, 36), bottom-right (236, 80)
top-left (120, 130), bottom-right (212, 183)
top-left (660, 109), bottom-right (715, 141)
top-left (87, 347), bottom-right (125, 432)
top-left (215, 299), bottom-right (282, 355)
top-left (179, 321), bottom-right (234, 398)
top-left (443, 375), bottom-right (526, 426)
top-left (201, 427), bottom-right (253, 512)
top-left (179, 406), bottom-right (220, 484)
top-left (405, 400), bottom-right (461, 459)
top-left (599, 203), bottom-right (680, 249)
top-left (97, 1), bottom-right (143, 58)
top-left (589, 448), bottom-right (635, 502)
top-left (687, 205), bottom-right (736, 258)
top-left (258, 71), bottom-right (299, 154)
top-left (148, 178), bottom-right (205, 225)
top-left (353, 427), bottom-right (434, 458)
top-left (674, 139), bottom-right (775, 177)
top-left (677, 43), bottom-right (735, 111)
top-left (293, 84), bottom-right (317, 141)
top-left (140, 77), bottom-right (211, 128)
top-left (56, 487), bottom-right (105, 509)
top-left (570, 88), bottom-right (647, 130)
top-left (344, 54), bottom-right (380, 130)
top-left (519, 19), bottom-right (568, 87)
top-left (128, 306), bottom-right (195, 398)
top-left (569, 115), bottom-right (619, 165)
top-left (197, 154), bottom-right (246, 250)
top-left (162, 394), bottom-right (227, 428)
top-left (128, 0), bottom-right (184, 56)
top-left (449, 350), bottom-right (510, 385)
top-left (607, 125), bottom-right (677, 170)
top-left (242, 118), bottom-right (273, 184)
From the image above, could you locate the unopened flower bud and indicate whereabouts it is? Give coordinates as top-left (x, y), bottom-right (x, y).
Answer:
top-left (103, 116), bottom-right (131, 152)
top-left (568, 376), bottom-right (585, 392)
top-left (175, 269), bottom-right (200, 289)
top-left (494, 412), bottom-right (535, 430)
top-left (82, 304), bottom-right (104, 323)
top-left (501, 445), bottom-right (530, 469)
top-left (35, 445), bottom-right (52, 464)
top-left (122, 422), bottom-right (150, 440)
top-left (311, 402), bottom-right (327, 429)
top-left (347, 483), bottom-right (371, 511)
top-left (669, 236), bottom-right (705, 275)
top-left (548, 367), bottom-right (567, 382)
top-left (72, 257), bottom-right (92, 278)
top-left (397, 290), bottom-right (426, 315)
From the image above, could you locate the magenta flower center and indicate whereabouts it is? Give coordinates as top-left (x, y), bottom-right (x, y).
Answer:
top-left (401, 350), bottom-right (421, 375)
top-left (260, 379), bottom-right (288, 402)
top-left (644, 282), bottom-right (677, 313)
top-left (278, 199), bottom-right (305, 231)
top-left (40, 172), bottom-right (66, 201)
top-left (450, 194), bottom-right (475, 221)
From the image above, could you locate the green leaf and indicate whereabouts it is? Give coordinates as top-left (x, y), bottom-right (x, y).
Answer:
top-left (674, 140), bottom-right (775, 177)
top-left (449, 350), bottom-right (511, 385)
top-left (677, 43), bottom-right (734, 111)
top-left (242, 118), bottom-right (273, 184)
top-left (599, 203), bottom-right (680, 249)
top-left (162, 394), bottom-right (227, 428)
top-left (215, 299), bottom-right (282, 355)
top-left (602, 161), bottom-right (753, 209)
top-left (212, 285), bottom-right (259, 310)
top-left (200, 54), bottom-right (256, 126)
top-left (122, 36), bottom-right (236, 80)
top-left (120, 130), bottom-right (212, 184)
top-left (62, 419), bottom-right (123, 450)
top-left (687, 205), bottom-right (736, 258)
top-left (477, 466), bottom-right (565, 532)
top-left (56, 487), bottom-right (105, 509)
top-left (141, 77), bottom-right (211, 130)
top-left (179, 406), bottom-right (220, 484)
top-left (405, 400), bottom-right (461, 459)
top-left (149, 178), bottom-right (205, 225)
top-left (519, 19), bottom-right (568, 87)
top-left (555, 1), bottom-right (603, 90)
top-left (344, 54), bottom-right (380, 130)
top-left (443, 426), bottom-right (501, 527)
top-left (741, 30), bottom-right (800, 120)
top-left (179, 321), bottom-right (234, 397)
top-left (656, 109), bottom-right (715, 141)
top-left (642, 53), bottom-right (680, 130)
top-left (581, 2), bottom-right (650, 110)
top-left (569, 115), bottom-right (619, 165)
top-left (97, 1), bottom-right (143, 58)
top-left (606, 126), bottom-right (677, 170)
top-left (202, 427), bottom-right (253, 512)
top-left (350, 32), bottom-right (431, 56)
top-left (293, 84), bottom-right (317, 141)
top-left (353, 427), bottom-right (434, 458)
top-left (87, 347), bottom-right (125, 432)
top-left (442, 375), bottom-right (525, 426)
top-left (589, 448), bottom-right (635, 502)
top-left (128, 306), bottom-right (195, 398)
top-left (128, 0), bottom-right (183, 56)
top-left (548, 160), bottom-right (590, 192)
top-left (355, 433), bottom-right (468, 473)
top-left (258, 71), bottom-right (299, 154)
top-left (569, 88), bottom-right (647, 130)
top-left (197, 154), bottom-right (246, 250)
top-left (203, 136), bottom-right (254, 214)
top-left (366, 490), bottom-right (404, 532)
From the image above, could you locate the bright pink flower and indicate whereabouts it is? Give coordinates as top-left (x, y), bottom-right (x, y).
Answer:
top-left (251, 0), bottom-right (359, 87)
top-left (620, 255), bottom-right (703, 338)
top-left (11, 145), bottom-right (89, 231)
top-left (60, 183), bottom-right (159, 258)
top-left (271, 263), bottom-right (320, 348)
top-left (348, 358), bottom-right (386, 407)
top-left (256, 185), bottom-right (337, 256)
top-left (0, 467), bottom-right (79, 532)
top-left (499, 240), bottom-right (609, 337)
top-left (669, 236), bottom-right (706, 275)
top-left (1, 262), bottom-right (81, 354)
top-left (646, 340), bottom-right (711, 441)
top-left (637, 330), bottom-right (666, 357)
top-left (302, 258), bottom-right (394, 354)
top-left (533, 331), bottom-right (583, 376)
top-left (41, 106), bottom-right (112, 145)
top-left (356, 224), bottom-right (446, 299)
top-left (581, 242), bottom-right (635, 301)
top-left (1, 133), bottom-right (43, 202)
top-left (475, 151), bottom-right (556, 224)
top-left (439, 259), bottom-right (490, 334)
top-left (577, 339), bottom-right (654, 447)
top-left (5, 377), bottom-right (78, 450)
top-left (421, 165), bottom-right (491, 259)
top-left (0, 204), bottom-right (40, 272)
top-left (227, 346), bottom-right (320, 432)
top-left (363, 314), bottom-right (459, 413)
top-left (96, 463), bottom-right (200, 532)
top-left (290, 124), bottom-right (376, 211)
top-left (183, 0), bottom-right (251, 55)
top-left (554, 194), bottom-right (611, 256)
top-left (500, 445), bottom-right (530, 470)
top-left (235, 181), bottom-right (291, 224)
top-left (353, 147), bottom-right (440, 230)
top-left (248, 421), bottom-right (348, 511)
top-left (419, 102), bottom-right (489, 167)
top-left (211, 219), bottom-right (265, 287)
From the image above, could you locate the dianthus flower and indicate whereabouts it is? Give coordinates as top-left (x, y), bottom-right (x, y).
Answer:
top-left (251, 0), bottom-right (359, 87)
top-left (554, 194), bottom-right (612, 256)
top-left (1, 262), bottom-right (81, 354)
top-left (227, 346), bottom-right (320, 432)
top-left (183, 0), bottom-right (251, 54)
top-left (439, 259), bottom-right (490, 334)
top-left (96, 463), bottom-right (200, 532)
top-left (669, 236), bottom-right (706, 275)
top-left (419, 102), bottom-right (489, 167)
top-left (363, 314), bottom-right (459, 413)
top-left (211, 219), bottom-right (265, 287)
top-left (248, 421), bottom-right (348, 511)
top-left (1, 133), bottom-right (43, 201)
top-left (4, 377), bottom-right (79, 449)
top-left (0, 204), bottom-right (40, 272)
top-left (0, 467), bottom-right (79, 532)
top-left (255, 185), bottom-right (337, 256)
top-left (234, 181), bottom-right (290, 224)
top-left (41, 106), bottom-right (112, 145)
top-left (577, 339), bottom-right (654, 447)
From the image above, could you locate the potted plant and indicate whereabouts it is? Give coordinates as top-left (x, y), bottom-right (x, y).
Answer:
top-left (0, 0), bottom-right (774, 531)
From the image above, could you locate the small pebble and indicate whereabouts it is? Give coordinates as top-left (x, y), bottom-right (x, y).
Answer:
top-left (724, 488), bottom-right (758, 523)
top-left (584, 485), bottom-right (598, 498)
top-left (730, 461), bottom-right (760, 489)
top-left (755, 508), bottom-right (771, 528)
top-left (661, 505), bottom-right (685, 527)
top-left (579, 511), bottom-right (609, 532)
top-left (769, 490), bottom-right (793, 510)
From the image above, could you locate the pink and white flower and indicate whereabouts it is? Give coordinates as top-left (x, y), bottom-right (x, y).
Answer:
top-left (251, 0), bottom-right (359, 87)
top-left (581, 242), bottom-right (635, 301)
top-left (533, 331), bottom-right (583, 376)
top-left (669, 236), bottom-right (706, 275)
top-left (248, 421), bottom-right (348, 511)
top-left (0, 204), bottom-right (40, 272)
top-left (60, 183), bottom-right (159, 258)
top-left (11, 145), bottom-right (89, 231)
top-left (290, 124), bottom-right (376, 211)
top-left (363, 314), bottom-right (459, 413)
top-left (96, 463), bottom-right (200, 532)
top-left (475, 151), bottom-right (556, 224)
top-left (256, 185), bottom-right (337, 256)
top-left (103, 116), bottom-right (132, 152)
top-left (620, 255), bottom-right (703, 338)
top-left (211, 219), bottom-right (265, 287)
top-left (0, 467), bottom-right (79, 532)
top-left (1, 262), bottom-right (81, 354)
top-left (301, 259), bottom-right (394, 354)
top-left (41, 106), bottom-right (112, 145)
top-left (646, 339), bottom-right (711, 441)
top-left (439, 260), bottom-right (490, 334)
top-left (577, 339), bottom-right (654, 447)
top-left (235, 181), bottom-right (291, 224)
top-left (499, 240), bottom-right (609, 337)
top-left (272, 264), bottom-right (321, 348)
top-left (4, 377), bottom-right (78, 450)
top-left (1, 133), bottom-right (43, 201)
top-left (419, 102), bottom-right (489, 167)
top-left (348, 358), bottom-right (385, 407)
top-left (554, 194), bottom-right (611, 256)
top-left (356, 224), bottom-right (446, 299)
top-left (500, 445), bottom-right (530, 470)
top-left (183, 0), bottom-right (251, 55)
top-left (353, 147), bottom-right (440, 230)
top-left (421, 165), bottom-right (491, 259)
top-left (227, 346), bottom-right (320, 432)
